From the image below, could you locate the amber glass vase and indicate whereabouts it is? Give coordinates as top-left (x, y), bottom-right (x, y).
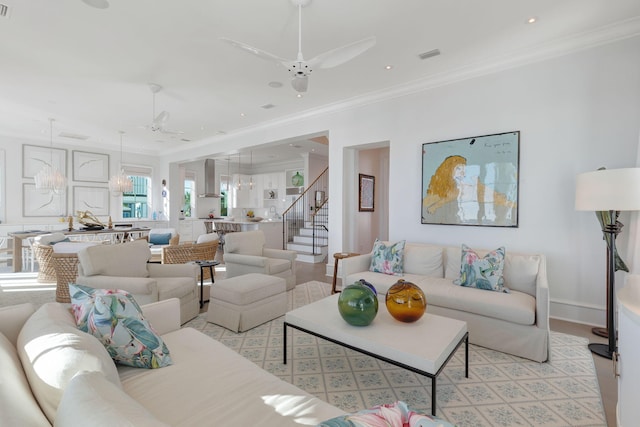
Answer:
top-left (385, 279), bottom-right (427, 323)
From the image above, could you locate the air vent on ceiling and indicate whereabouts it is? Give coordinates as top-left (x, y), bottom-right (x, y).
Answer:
top-left (418, 49), bottom-right (441, 60)
top-left (58, 132), bottom-right (89, 140)
top-left (0, 4), bottom-right (10, 18)
top-left (180, 138), bottom-right (191, 142)
top-left (261, 104), bottom-right (276, 109)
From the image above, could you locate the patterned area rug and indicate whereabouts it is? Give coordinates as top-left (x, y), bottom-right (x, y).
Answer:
top-left (185, 281), bottom-right (606, 427)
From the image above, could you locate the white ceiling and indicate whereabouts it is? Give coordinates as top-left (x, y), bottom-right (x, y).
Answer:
top-left (0, 0), bottom-right (639, 160)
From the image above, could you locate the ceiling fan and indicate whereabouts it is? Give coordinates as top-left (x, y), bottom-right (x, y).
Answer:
top-left (144, 83), bottom-right (184, 135)
top-left (220, 0), bottom-right (375, 93)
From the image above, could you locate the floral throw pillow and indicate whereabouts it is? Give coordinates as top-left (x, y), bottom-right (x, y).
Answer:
top-left (369, 239), bottom-right (406, 275)
top-left (69, 284), bottom-right (173, 368)
top-left (454, 244), bottom-right (508, 293)
top-left (319, 401), bottom-right (455, 427)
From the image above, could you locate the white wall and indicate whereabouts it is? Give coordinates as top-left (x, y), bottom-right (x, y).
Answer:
top-left (0, 135), bottom-right (165, 224)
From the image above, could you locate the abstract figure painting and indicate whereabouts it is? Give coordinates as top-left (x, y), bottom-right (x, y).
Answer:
top-left (422, 131), bottom-right (519, 227)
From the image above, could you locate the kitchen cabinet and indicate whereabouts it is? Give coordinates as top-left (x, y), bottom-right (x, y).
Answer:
top-left (178, 219), bottom-right (207, 243)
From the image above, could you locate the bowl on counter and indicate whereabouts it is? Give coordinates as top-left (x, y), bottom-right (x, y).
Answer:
top-left (247, 217), bottom-right (263, 222)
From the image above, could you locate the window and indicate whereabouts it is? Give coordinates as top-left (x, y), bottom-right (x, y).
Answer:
top-left (220, 174), bottom-right (230, 216)
top-left (184, 171), bottom-right (196, 218)
top-left (121, 165), bottom-right (152, 219)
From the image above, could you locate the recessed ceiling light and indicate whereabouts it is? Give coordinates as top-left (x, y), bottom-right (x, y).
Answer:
top-left (526, 16), bottom-right (537, 24)
top-left (240, 113), bottom-right (245, 117)
top-left (296, 93), bottom-right (303, 98)
top-left (385, 65), bottom-right (393, 70)
top-left (268, 81), bottom-right (283, 88)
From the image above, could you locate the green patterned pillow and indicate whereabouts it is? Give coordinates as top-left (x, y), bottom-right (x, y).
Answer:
top-left (69, 284), bottom-right (173, 368)
top-left (369, 239), bottom-right (406, 275)
top-left (454, 244), bottom-right (508, 292)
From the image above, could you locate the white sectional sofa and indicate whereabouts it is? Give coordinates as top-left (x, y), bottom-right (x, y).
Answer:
top-left (341, 242), bottom-right (550, 362)
top-left (0, 299), bottom-right (346, 426)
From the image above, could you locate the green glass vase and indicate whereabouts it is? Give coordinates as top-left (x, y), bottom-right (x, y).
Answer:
top-left (338, 281), bottom-right (378, 326)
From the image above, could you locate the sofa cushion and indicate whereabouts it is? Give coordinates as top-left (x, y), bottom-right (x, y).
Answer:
top-left (225, 230), bottom-right (265, 256)
top-left (78, 239), bottom-right (151, 277)
top-left (70, 284), bottom-right (172, 369)
top-left (369, 239), bottom-right (406, 275)
top-left (416, 277), bottom-right (535, 325)
top-left (117, 327), bottom-right (345, 426)
top-left (17, 302), bottom-right (122, 423)
top-left (454, 245), bottom-right (507, 293)
top-left (155, 277), bottom-right (197, 300)
top-left (149, 233), bottom-right (171, 245)
top-left (266, 258), bottom-right (291, 275)
top-left (402, 243), bottom-right (443, 277)
top-left (196, 233), bottom-right (219, 244)
top-left (55, 371), bottom-right (169, 427)
top-left (504, 254), bottom-right (541, 297)
top-left (0, 332), bottom-right (50, 427)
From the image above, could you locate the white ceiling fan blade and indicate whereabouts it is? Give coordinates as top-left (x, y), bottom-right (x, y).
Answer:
top-left (291, 75), bottom-right (308, 93)
top-left (160, 128), bottom-right (184, 135)
top-left (154, 110), bottom-right (170, 124)
top-left (308, 36), bottom-right (376, 69)
top-left (220, 37), bottom-right (289, 64)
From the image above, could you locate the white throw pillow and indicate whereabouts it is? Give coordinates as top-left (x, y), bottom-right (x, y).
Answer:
top-left (0, 332), bottom-right (50, 427)
top-left (196, 233), bottom-right (219, 244)
top-left (55, 371), bottom-right (169, 427)
top-left (17, 303), bottom-right (121, 423)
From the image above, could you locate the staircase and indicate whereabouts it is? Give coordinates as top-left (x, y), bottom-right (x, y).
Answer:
top-left (282, 167), bottom-right (329, 264)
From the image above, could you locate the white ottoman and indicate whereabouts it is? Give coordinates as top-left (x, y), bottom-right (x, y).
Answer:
top-left (207, 273), bottom-right (287, 332)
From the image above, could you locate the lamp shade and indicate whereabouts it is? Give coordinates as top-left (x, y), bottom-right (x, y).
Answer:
top-left (575, 168), bottom-right (640, 211)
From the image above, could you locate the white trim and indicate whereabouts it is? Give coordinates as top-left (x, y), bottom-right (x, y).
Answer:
top-left (0, 149), bottom-right (4, 222)
top-left (550, 298), bottom-right (605, 327)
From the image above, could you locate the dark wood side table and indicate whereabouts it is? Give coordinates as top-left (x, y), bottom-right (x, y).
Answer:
top-left (332, 252), bottom-right (359, 294)
top-left (194, 260), bottom-right (220, 308)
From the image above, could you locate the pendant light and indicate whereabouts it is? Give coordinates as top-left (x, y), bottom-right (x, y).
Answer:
top-left (226, 157), bottom-right (230, 192)
top-left (34, 118), bottom-right (67, 194)
top-left (249, 150), bottom-right (253, 189)
top-left (236, 152), bottom-right (242, 190)
top-left (109, 131), bottom-right (133, 196)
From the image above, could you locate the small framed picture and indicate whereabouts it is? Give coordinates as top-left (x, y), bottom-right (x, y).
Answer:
top-left (73, 186), bottom-right (110, 216)
top-left (73, 151), bottom-right (109, 183)
top-left (359, 174), bottom-right (375, 212)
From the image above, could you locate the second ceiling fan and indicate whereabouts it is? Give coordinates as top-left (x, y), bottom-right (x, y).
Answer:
top-left (221, 0), bottom-right (376, 93)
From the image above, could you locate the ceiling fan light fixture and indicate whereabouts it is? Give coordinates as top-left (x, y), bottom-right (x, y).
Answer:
top-left (291, 76), bottom-right (308, 92)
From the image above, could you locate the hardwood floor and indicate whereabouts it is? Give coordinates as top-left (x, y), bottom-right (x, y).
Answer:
top-left (293, 261), bottom-right (617, 427)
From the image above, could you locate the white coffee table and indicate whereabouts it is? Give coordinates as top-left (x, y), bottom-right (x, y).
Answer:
top-left (284, 294), bottom-right (468, 416)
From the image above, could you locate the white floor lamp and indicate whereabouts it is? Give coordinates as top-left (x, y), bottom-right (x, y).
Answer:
top-left (575, 167), bottom-right (640, 359)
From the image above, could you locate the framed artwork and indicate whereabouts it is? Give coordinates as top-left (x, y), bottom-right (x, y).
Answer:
top-left (22, 144), bottom-right (67, 179)
top-left (22, 183), bottom-right (67, 217)
top-left (421, 131), bottom-right (519, 227)
top-left (73, 151), bottom-right (109, 182)
top-left (73, 186), bottom-right (110, 216)
top-left (359, 174), bottom-right (375, 212)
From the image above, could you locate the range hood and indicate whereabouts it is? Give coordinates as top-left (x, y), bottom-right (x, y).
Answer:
top-left (198, 159), bottom-right (220, 198)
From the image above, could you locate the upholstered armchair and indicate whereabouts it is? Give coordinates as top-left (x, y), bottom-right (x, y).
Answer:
top-left (223, 230), bottom-right (297, 290)
top-left (76, 239), bottom-right (199, 324)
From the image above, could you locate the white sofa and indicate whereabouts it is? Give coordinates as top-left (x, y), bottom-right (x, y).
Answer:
top-left (341, 242), bottom-right (550, 362)
top-left (0, 299), bottom-right (346, 426)
top-left (76, 239), bottom-right (199, 324)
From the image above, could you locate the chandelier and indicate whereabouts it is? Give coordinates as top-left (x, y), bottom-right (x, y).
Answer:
top-left (34, 118), bottom-right (67, 194)
top-left (108, 131), bottom-right (133, 195)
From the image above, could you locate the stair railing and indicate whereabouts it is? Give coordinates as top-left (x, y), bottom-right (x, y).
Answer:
top-left (282, 167), bottom-right (328, 255)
